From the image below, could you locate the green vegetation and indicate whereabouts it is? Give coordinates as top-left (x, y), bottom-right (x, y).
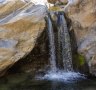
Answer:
top-left (74, 53), bottom-right (85, 67)
top-left (49, 6), bottom-right (61, 11)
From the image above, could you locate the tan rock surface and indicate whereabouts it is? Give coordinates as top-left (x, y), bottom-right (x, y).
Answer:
top-left (65, 0), bottom-right (96, 75)
top-left (0, 0), bottom-right (46, 75)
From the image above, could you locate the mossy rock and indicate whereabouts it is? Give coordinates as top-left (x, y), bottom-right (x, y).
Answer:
top-left (73, 53), bottom-right (85, 67)
top-left (78, 54), bottom-right (85, 65)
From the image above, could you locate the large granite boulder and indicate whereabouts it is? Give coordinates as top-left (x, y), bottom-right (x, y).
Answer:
top-left (65, 0), bottom-right (96, 75)
top-left (0, 0), bottom-right (46, 75)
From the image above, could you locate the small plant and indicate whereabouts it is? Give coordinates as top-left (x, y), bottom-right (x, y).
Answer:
top-left (74, 53), bottom-right (85, 66)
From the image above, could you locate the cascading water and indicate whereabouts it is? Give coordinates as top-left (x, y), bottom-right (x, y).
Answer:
top-left (36, 12), bottom-right (85, 82)
top-left (57, 13), bottom-right (73, 71)
top-left (46, 16), bottom-right (57, 72)
top-left (46, 12), bottom-right (73, 72)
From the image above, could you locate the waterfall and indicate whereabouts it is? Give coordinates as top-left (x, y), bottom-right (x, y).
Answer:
top-left (36, 12), bottom-right (85, 82)
top-left (46, 12), bottom-right (73, 72)
top-left (57, 13), bottom-right (73, 71)
top-left (46, 16), bottom-right (57, 72)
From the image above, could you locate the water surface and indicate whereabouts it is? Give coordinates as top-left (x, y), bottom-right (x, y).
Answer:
top-left (0, 73), bottom-right (96, 90)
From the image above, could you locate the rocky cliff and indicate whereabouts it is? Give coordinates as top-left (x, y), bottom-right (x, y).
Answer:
top-left (0, 0), bottom-right (46, 76)
top-left (48, 0), bottom-right (96, 76)
top-left (65, 0), bottom-right (96, 75)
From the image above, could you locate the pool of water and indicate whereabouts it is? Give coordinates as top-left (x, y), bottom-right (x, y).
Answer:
top-left (0, 72), bottom-right (96, 90)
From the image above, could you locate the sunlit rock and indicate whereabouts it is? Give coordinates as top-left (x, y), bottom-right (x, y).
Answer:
top-left (0, 0), bottom-right (46, 76)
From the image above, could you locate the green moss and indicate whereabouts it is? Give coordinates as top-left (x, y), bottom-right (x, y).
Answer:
top-left (74, 54), bottom-right (85, 67)
top-left (49, 6), bottom-right (61, 11)
top-left (78, 54), bottom-right (85, 65)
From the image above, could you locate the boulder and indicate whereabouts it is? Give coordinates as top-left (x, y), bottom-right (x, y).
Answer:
top-left (0, 0), bottom-right (46, 76)
top-left (65, 0), bottom-right (96, 75)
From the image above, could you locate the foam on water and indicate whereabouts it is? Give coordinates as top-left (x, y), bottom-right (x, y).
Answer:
top-left (36, 71), bottom-right (86, 82)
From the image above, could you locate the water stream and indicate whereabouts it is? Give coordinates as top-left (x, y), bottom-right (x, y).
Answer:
top-left (46, 12), bottom-right (73, 72)
top-left (46, 16), bottom-right (57, 72)
top-left (57, 13), bottom-right (73, 71)
top-left (37, 12), bottom-right (85, 82)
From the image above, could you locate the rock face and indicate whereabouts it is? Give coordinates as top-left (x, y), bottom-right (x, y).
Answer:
top-left (0, 0), bottom-right (46, 75)
top-left (65, 0), bottom-right (96, 75)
